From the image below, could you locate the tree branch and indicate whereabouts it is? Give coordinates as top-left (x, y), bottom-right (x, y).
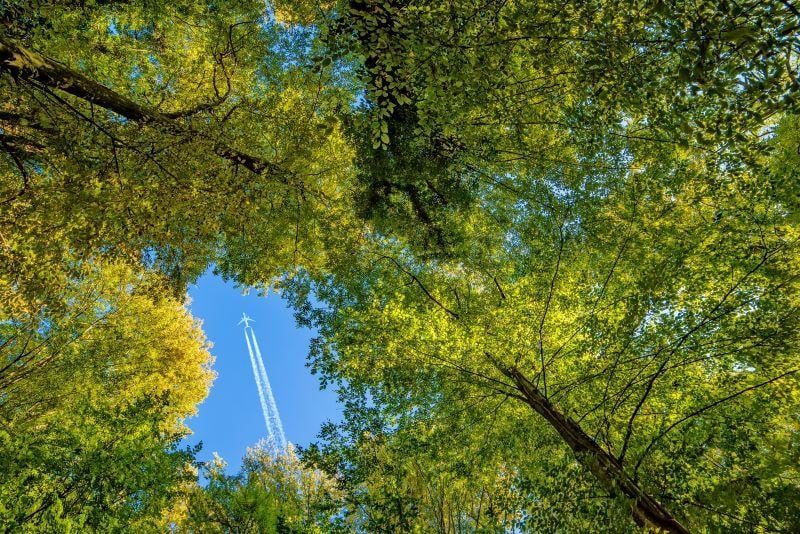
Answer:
top-left (633, 368), bottom-right (799, 477)
top-left (0, 36), bottom-right (289, 181)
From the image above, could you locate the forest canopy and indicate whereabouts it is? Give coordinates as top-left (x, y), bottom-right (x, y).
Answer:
top-left (1, 0), bottom-right (799, 532)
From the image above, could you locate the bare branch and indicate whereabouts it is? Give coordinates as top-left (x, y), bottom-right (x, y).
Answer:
top-left (0, 36), bottom-right (290, 182)
top-left (618, 359), bottom-right (668, 464)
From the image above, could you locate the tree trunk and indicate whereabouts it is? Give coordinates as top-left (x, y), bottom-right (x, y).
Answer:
top-left (0, 37), bottom-right (170, 124)
top-left (503, 366), bottom-right (690, 533)
top-left (0, 37), bottom-right (284, 178)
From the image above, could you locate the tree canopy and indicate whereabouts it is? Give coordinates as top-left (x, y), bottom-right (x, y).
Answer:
top-left (0, 262), bottom-right (213, 530)
top-left (1, 0), bottom-right (799, 531)
top-left (175, 443), bottom-right (342, 533)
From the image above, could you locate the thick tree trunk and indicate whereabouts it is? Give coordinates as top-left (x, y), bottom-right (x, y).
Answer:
top-left (503, 367), bottom-right (690, 533)
top-left (0, 37), bottom-right (284, 178)
top-left (0, 37), bottom-right (170, 124)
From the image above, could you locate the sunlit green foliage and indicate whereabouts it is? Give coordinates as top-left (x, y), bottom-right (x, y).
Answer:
top-left (176, 444), bottom-right (343, 533)
top-left (1, 0), bottom-right (799, 531)
top-left (0, 262), bottom-right (213, 530)
top-left (0, 0), bottom-right (356, 313)
top-left (276, 1), bottom-right (800, 530)
top-left (302, 0), bottom-right (800, 253)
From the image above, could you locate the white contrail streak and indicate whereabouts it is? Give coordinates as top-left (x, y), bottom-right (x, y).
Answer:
top-left (244, 326), bottom-right (276, 445)
top-left (250, 330), bottom-right (287, 450)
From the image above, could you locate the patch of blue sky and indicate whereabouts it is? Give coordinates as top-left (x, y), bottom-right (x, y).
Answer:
top-left (181, 271), bottom-right (342, 475)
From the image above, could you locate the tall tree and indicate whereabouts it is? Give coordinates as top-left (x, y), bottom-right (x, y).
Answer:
top-left (0, 262), bottom-right (214, 530)
top-left (0, 2), bottom-right (356, 529)
top-left (3, 0), bottom-right (799, 530)
top-left (273, 1), bottom-right (800, 530)
top-left (0, 0), bottom-right (356, 313)
top-left (285, 122), bottom-right (800, 530)
top-left (305, 0), bottom-right (800, 251)
top-left (176, 443), bottom-right (344, 533)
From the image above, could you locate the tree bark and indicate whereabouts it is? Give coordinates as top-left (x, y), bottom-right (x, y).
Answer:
top-left (502, 366), bottom-right (690, 533)
top-left (0, 37), bottom-right (171, 124)
top-left (0, 36), bottom-right (284, 178)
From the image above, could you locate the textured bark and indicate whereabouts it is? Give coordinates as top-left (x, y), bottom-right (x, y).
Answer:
top-left (503, 367), bottom-right (690, 533)
top-left (0, 37), bottom-right (171, 124)
top-left (0, 37), bottom-right (284, 178)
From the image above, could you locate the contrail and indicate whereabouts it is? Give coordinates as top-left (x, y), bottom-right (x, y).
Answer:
top-left (239, 313), bottom-right (287, 453)
top-left (244, 323), bottom-right (275, 443)
top-left (250, 330), bottom-right (287, 450)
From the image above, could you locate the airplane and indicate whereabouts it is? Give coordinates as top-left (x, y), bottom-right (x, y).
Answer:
top-left (239, 313), bottom-right (254, 329)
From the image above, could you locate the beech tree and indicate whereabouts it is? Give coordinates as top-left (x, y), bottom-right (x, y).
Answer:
top-left (310, 0), bottom-right (800, 252)
top-left (2, 0), bottom-right (799, 531)
top-left (0, 0), bottom-right (355, 313)
top-left (276, 1), bottom-right (800, 530)
top-left (0, 2), bottom-right (354, 529)
top-left (288, 122), bottom-right (800, 531)
top-left (0, 262), bottom-right (213, 530)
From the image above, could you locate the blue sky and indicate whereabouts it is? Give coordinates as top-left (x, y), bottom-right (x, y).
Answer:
top-left (182, 272), bottom-right (341, 473)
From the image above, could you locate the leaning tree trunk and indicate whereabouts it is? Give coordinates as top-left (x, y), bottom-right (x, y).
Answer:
top-left (503, 367), bottom-right (689, 533)
top-left (0, 37), bottom-right (285, 179)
